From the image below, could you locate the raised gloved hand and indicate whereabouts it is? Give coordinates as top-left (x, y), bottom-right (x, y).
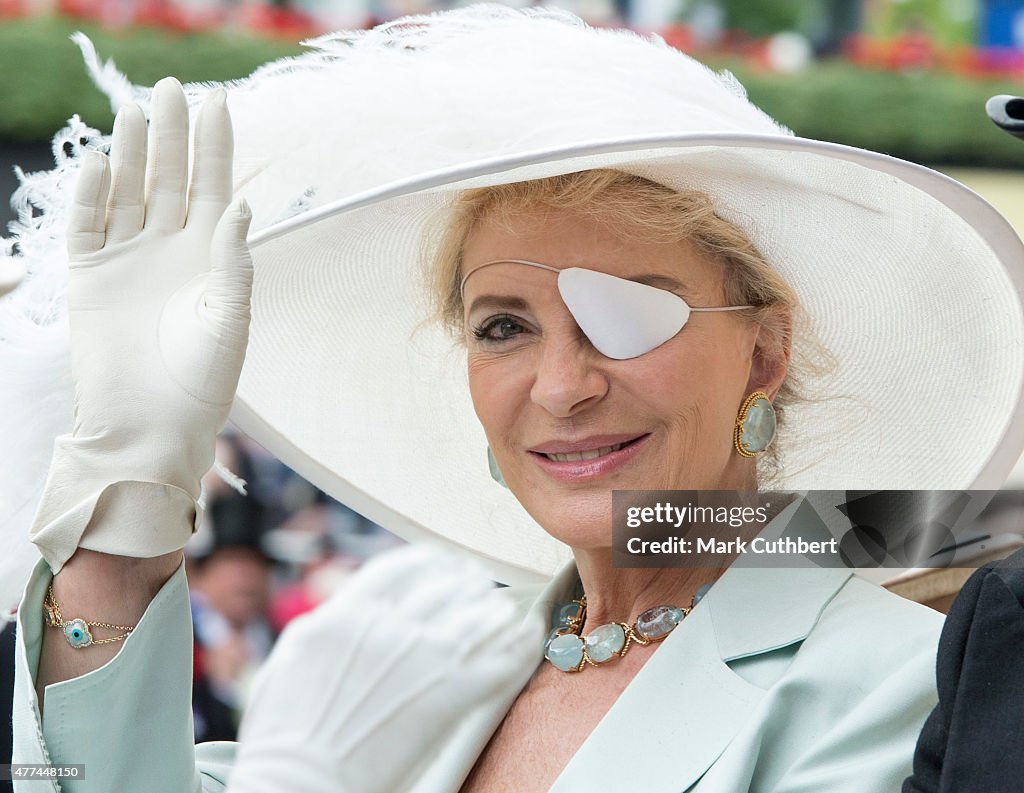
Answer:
top-left (30, 77), bottom-right (253, 573)
top-left (226, 544), bottom-right (545, 793)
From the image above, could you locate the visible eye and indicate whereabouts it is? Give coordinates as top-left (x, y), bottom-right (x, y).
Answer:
top-left (471, 314), bottom-right (530, 344)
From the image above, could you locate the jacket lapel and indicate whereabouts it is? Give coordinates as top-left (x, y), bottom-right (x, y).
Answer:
top-left (711, 497), bottom-right (854, 662)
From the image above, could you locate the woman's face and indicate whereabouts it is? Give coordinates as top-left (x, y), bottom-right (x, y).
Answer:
top-left (461, 205), bottom-right (785, 549)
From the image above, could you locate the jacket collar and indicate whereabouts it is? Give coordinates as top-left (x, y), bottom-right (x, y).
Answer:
top-left (709, 495), bottom-right (853, 661)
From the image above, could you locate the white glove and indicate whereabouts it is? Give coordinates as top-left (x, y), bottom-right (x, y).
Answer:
top-left (226, 544), bottom-right (545, 793)
top-left (30, 77), bottom-right (253, 573)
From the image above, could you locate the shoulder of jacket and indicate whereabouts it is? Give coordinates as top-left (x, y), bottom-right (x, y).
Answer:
top-left (825, 573), bottom-right (945, 648)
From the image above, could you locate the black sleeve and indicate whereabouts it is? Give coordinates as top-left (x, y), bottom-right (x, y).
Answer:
top-left (0, 620), bottom-right (14, 793)
top-left (903, 549), bottom-right (1024, 793)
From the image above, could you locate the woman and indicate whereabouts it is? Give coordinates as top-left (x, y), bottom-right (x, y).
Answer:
top-left (7, 6), bottom-right (1024, 792)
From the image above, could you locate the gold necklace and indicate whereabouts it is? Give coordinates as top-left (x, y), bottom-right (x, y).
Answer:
top-left (544, 594), bottom-right (694, 673)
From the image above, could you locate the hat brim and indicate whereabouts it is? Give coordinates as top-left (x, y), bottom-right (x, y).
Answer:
top-left (230, 133), bottom-right (1024, 585)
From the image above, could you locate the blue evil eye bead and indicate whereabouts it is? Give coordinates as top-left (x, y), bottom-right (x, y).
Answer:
top-left (63, 619), bottom-right (93, 649)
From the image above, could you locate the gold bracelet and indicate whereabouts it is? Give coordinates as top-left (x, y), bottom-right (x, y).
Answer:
top-left (43, 583), bottom-right (136, 649)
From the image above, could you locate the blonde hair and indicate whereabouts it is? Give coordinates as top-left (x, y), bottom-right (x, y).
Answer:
top-left (426, 169), bottom-right (831, 482)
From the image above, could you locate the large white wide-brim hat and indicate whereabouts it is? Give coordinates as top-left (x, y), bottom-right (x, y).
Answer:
top-left (4, 5), bottom-right (1024, 592)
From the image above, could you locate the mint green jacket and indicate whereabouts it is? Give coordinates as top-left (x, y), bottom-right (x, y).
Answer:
top-left (13, 501), bottom-right (944, 792)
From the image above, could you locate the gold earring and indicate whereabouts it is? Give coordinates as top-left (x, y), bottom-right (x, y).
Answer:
top-left (734, 391), bottom-right (776, 457)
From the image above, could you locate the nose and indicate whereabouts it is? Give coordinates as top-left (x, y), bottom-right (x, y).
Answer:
top-left (529, 327), bottom-right (610, 418)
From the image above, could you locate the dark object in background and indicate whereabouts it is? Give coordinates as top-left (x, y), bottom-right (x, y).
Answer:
top-left (902, 547), bottom-right (1024, 793)
top-left (0, 140), bottom-right (51, 230)
top-left (197, 494), bottom-right (273, 566)
top-left (191, 651), bottom-right (239, 743)
top-left (986, 94), bottom-right (1024, 139)
top-left (0, 620), bottom-right (15, 793)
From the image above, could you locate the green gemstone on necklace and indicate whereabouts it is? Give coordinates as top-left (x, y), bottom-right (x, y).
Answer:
top-left (543, 627), bottom-right (565, 655)
top-left (553, 602), bottom-right (580, 628)
top-left (546, 633), bottom-right (584, 671)
top-left (636, 605), bottom-right (686, 641)
top-left (585, 623), bottom-right (626, 662)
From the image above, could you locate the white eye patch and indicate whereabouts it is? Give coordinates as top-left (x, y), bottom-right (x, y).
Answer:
top-left (460, 259), bottom-right (751, 359)
top-left (556, 267), bottom-right (689, 359)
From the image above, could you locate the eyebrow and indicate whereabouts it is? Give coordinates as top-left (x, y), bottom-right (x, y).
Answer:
top-left (630, 273), bottom-right (691, 293)
top-left (465, 295), bottom-right (532, 315)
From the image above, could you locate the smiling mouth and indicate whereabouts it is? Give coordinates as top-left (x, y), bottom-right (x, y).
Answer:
top-left (539, 436), bottom-right (645, 463)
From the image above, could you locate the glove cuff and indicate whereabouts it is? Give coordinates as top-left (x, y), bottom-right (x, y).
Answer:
top-left (77, 480), bottom-right (198, 555)
top-left (30, 435), bottom-right (202, 573)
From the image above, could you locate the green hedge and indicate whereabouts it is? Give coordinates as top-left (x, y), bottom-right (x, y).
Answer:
top-left (0, 17), bottom-right (302, 141)
top-left (729, 62), bottom-right (1024, 168)
top-left (4, 17), bottom-right (1024, 168)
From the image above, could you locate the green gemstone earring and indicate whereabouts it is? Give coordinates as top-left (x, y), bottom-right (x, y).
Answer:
top-left (487, 446), bottom-right (508, 488)
top-left (734, 391), bottom-right (777, 457)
